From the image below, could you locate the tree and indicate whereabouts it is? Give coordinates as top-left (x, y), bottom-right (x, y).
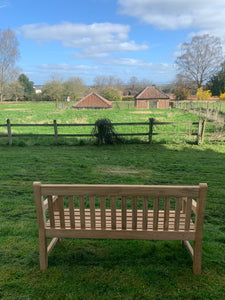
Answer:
top-left (207, 62), bottom-right (225, 96)
top-left (0, 28), bottom-right (20, 101)
top-left (99, 87), bottom-right (122, 102)
top-left (18, 73), bottom-right (35, 100)
top-left (63, 77), bottom-right (86, 101)
top-left (93, 75), bottom-right (123, 89)
top-left (42, 77), bottom-right (64, 103)
top-left (128, 76), bottom-right (139, 90)
top-left (4, 81), bottom-right (24, 101)
top-left (174, 86), bottom-right (190, 100)
top-left (175, 34), bottom-right (223, 89)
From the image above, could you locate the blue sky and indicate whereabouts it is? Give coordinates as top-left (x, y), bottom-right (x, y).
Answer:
top-left (1, 0), bottom-right (225, 85)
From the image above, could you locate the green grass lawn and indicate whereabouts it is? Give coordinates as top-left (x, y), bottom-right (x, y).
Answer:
top-left (0, 102), bottom-right (203, 145)
top-left (0, 142), bottom-right (225, 299)
top-left (0, 103), bottom-right (224, 299)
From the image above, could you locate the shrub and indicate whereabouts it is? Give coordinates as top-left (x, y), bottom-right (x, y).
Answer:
top-left (92, 119), bottom-right (123, 145)
top-left (99, 87), bottom-right (122, 102)
top-left (122, 96), bottom-right (134, 101)
top-left (174, 87), bottom-right (190, 100)
top-left (196, 88), bottom-right (212, 100)
top-left (219, 92), bottom-right (225, 100)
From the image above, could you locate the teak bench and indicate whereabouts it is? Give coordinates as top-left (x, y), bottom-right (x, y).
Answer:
top-left (33, 182), bottom-right (207, 274)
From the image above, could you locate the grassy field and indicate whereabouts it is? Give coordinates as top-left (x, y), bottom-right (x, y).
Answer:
top-left (0, 102), bottom-right (225, 299)
top-left (0, 102), bottom-right (202, 145)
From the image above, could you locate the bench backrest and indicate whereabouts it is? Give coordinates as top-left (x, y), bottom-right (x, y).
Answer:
top-left (33, 182), bottom-right (207, 234)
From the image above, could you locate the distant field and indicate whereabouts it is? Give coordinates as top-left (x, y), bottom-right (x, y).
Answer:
top-left (0, 102), bottom-right (203, 145)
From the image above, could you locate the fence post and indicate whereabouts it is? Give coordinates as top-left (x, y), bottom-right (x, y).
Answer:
top-left (7, 119), bottom-right (12, 146)
top-left (149, 118), bottom-right (154, 143)
top-left (197, 119), bottom-right (202, 145)
top-left (54, 120), bottom-right (58, 144)
top-left (201, 119), bottom-right (206, 144)
top-left (197, 119), bottom-right (206, 145)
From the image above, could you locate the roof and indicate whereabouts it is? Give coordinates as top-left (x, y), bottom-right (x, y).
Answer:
top-left (72, 92), bottom-right (112, 108)
top-left (135, 86), bottom-right (170, 100)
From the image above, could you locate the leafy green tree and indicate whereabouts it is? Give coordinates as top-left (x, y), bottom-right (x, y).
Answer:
top-left (18, 73), bottom-right (35, 100)
top-left (42, 78), bottom-right (64, 104)
top-left (207, 62), bottom-right (225, 96)
top-left (99, 87), bottom-right (122, 102)
top-left (4, 81), bottom-right (24, 101)
top-left (63, 77), bottom-right (86, 101)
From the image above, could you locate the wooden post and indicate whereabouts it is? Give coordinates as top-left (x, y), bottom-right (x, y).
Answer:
top-left (149, 118), bottom-right (154, 143)
top-left (197, 119), bottom-right (202, 145)
top-left (54, 120), bottom-right (58, 144)
top-left (201, 120), bottom-right (206, 145)
top-left (7, 119), bottom-right (12, 146)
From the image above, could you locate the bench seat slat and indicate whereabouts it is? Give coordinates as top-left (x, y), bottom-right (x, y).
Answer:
top-left (45, 209), bottom-right (195, 232)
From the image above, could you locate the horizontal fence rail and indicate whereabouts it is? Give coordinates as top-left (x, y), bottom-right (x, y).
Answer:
top-left (0, 118), bottom-right (205, 146)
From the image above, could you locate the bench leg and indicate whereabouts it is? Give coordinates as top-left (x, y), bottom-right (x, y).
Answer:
top-left (39, 233), bottom-right (48, 270)
top-left (193, 240), bottom-right (202, 275)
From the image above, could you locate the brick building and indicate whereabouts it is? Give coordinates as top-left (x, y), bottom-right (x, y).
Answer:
top-left (72, 92), bottom-right (112, 109)
top-left (135, 86), bottom-right (170, 109)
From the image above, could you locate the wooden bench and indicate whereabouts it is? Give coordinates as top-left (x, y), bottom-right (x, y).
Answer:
top-left (33, 182), bottom-right (207, 274)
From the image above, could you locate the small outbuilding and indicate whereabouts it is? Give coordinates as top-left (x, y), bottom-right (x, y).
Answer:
top-left (135, 86), bottom-right (170, 109)
top-left (72, 92), bottom-right (112, 109)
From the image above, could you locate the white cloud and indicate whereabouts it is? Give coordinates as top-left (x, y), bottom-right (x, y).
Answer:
top-left (118, 0), bottom-right (225, 31)
top-left (37, 64), bottom-right (98, 71)
top-left (101, 58), bottom-right (153, 67)
top-left (18, 22), bottom-right (148, 59)
top-left (0, 1), bottom-right (10, 8)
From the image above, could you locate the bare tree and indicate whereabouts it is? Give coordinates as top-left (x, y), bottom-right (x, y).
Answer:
top-left (93, 75), bottom-right (123, 89)
top-left (175, 34), bottom-right (224, 88)
top-left (0, 28), bottom-right (20, 101)
top-left (128, 76), bottom-right (139, 90)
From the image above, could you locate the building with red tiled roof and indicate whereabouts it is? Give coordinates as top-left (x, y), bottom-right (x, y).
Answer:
top-left (72, 92), bottom-right (112, 109)
top-left (135, 86), bottom-right (170, 109)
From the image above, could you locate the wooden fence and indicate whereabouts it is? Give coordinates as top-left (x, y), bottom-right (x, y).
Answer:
top-left (0, 118), bottom-right (205, 146)
top-left (175, 100), bottom-right (225, 123)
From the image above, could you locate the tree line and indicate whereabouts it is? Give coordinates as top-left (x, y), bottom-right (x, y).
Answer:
top-left (1, 28), bottom-right (225, 102)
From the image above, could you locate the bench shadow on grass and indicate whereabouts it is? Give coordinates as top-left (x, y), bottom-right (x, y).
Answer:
top-left (48, 239), bottom-right (192, 272)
